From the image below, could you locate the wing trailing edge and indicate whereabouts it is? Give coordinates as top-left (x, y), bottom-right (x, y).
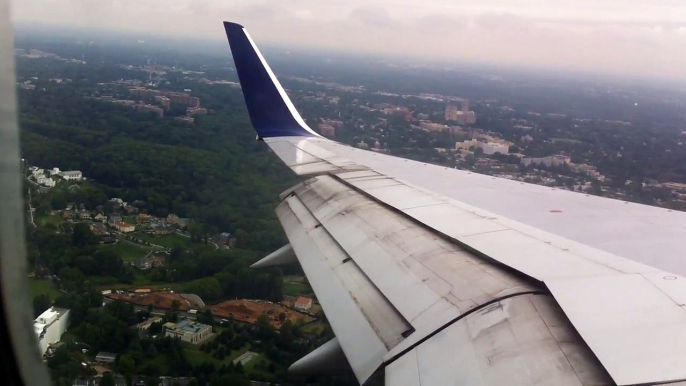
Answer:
top-left (223, 22), bottom-right (319, 138)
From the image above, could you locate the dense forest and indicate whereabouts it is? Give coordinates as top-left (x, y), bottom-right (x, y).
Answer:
top-left (17, 58), bottom-right (301, 253)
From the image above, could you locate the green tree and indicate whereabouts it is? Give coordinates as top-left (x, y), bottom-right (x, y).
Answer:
top-left (101, 372), bottom-right (115, 386)
top-left (33, 293), bottom-right (52, 317)
top-left (117, 354), bottom-right (135, 376)
top-left (71, 222), bottom-right (99, 247)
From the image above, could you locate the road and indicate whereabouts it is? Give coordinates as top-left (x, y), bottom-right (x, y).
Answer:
top-left (111, 230), bottom-right (167, 251)
top-left (102, 297), bottom-right (225, 323)
top-left (174, 230), bottom-right (218, 250)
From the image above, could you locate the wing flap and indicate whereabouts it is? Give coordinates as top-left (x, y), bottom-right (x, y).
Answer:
top-left (276, 193), bottom-right (411, 383)
top-left (386, 294), bottom-right (612, 386)
top-left (276, 174), bottom-right (538, 383)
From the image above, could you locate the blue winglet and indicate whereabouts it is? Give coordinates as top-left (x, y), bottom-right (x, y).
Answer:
top-left (223, 22), bottom-right (319, 138)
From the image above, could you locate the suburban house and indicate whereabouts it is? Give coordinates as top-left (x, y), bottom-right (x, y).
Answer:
top-left (136, 213), bottom-right (152, 223)
top-left (79, 210), bottom-right (91, 219)
top-left (152, 225), bottom-right (175, 236)
top-left (136, 316), bottom-right (161, 337)
top-left (166, 213), bottom-right (180, 225)
top-left (123, 205), bottom-right (138, 214)
top-left (90, 223), bottom-right (108, 236)
top-left (164, 319), bottom-right (212, 345)
top-left (114, 222), bottom-right (135, 233)
top-left (62, 210), bottom-right (74, 219)
top-left (93, 213), bottom-right (106, 222)
top-left (94, 352), bottom-right (117, 364)
top-left (134, 256), bottom-right (152, 270)
top-left (150, 254), bottom-right (166, 268)
top-left (107, 215), bottom-right (122, 226)
top-left (294, 297), bottom-right (313, 311)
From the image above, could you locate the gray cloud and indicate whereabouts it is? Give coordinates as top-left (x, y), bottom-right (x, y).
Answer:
top-left (10, 0), bottom-right (686, 82)
top-left (348, 7), bottom-right (394, 28)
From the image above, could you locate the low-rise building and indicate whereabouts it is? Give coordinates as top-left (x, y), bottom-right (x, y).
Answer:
top-left (456, 139), bottom-right (510, 155)
top-left (134, 256), bottom-right (152, 270)
top-left (107, 215), bottom-right (122, 226)
top-left (93, 213), bottom-right (106, 222)
top-left (115, 222), bottom-right (136, 233)
top-left (152, 225), bottom-right (175, 236)
top-left (59, 170), bottom-right (82, 181)
top-left (95, 352), bottom-right (117, 364)
top-left (167, 213), bottom-right (180, 224)
top-left (294, 296), bottom-right (313, 311)
top-left (164, 319), bottom-right (212, 345)
top-left (34, 307), bottom-right (70, 356)
top-left (187, 107), bottom-right (208, 116)
top-left (174, 116), bottom-right (194, 124)
top-left (521, 155), bottom-right (568, 167)
top-left (136, 316), bottom-right (162, 336)
top-left (136, 213), bottom-right (153, 223)
top-left (90, 223), bottom-right (108, 236)
top-left (36, 175), bottom-right (55, 187)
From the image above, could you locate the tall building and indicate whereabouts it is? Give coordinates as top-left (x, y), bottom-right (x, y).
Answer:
top-left (164, 92), bottom-right (200, 107)
top-left (318, 123), bottom-right (336, 138)
top-left (135, 103), bottom-right (164, 118)
top-left (154, 95), bottom-right (171, 110)
top-left (445, 104), bottom-right (458, 121)
top-left (128, 88), bottom-right (160, 99)
top-left (445, 100), bottom-right (477, 125)
top-left (34, 307), bottom-right (70, 356)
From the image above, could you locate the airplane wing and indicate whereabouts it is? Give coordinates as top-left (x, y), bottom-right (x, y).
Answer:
top-left (223, 22), bottom-right (686, 385)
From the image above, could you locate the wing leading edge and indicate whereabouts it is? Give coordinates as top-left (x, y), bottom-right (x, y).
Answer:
top-left (224, 22), bottom-right (686, 385)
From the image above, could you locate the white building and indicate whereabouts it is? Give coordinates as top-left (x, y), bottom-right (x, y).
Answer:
top-left (456, 140), bottom-right (510, 155)
top-left (164, 319), bottom-right (212, 344)
top-left (36, 176), bottom-right (55, 187)
top-left (521, 155), bottom-right (568, 167)
top-left (30, 167), bottom-right (44, 177)
top-left (59, 170), bottom-right (82, 181)
top-left (34, 307), bottom-right (70, 356)
top-left (481, 142), bottom-right (510, 155)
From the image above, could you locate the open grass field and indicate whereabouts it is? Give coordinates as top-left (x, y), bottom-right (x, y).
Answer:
top-left (98, 241), bottom-right (149, 262)
top-left (28, 278), bottom-right (62, 301)
top-left (131, 232), bottom-right (193, 249)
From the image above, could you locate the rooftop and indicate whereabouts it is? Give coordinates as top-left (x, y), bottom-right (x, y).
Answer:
top-left (170, 319), bottom-right (210, 334)
top-left (294, 296), bottom-right (312, 306)
top-left (95, 352), bottom-right (117, 363)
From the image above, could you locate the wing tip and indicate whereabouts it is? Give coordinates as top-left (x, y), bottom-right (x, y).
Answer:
top-left (221, 21), bottom-right (320, 139)
top-left (223, 21), bottom-right (244, 29)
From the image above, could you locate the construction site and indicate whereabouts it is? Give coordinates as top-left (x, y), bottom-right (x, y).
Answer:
top-left (209, 299), bottom-right (315, 327)
top-left (104, 290), bottom-right (315, 328)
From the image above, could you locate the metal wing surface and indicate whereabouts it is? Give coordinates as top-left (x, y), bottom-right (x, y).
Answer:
top-left (224, 22), bottom-right (686, 385)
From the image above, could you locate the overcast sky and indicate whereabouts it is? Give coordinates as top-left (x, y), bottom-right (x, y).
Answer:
top-left (11, 0), bottom-right (686, 82)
